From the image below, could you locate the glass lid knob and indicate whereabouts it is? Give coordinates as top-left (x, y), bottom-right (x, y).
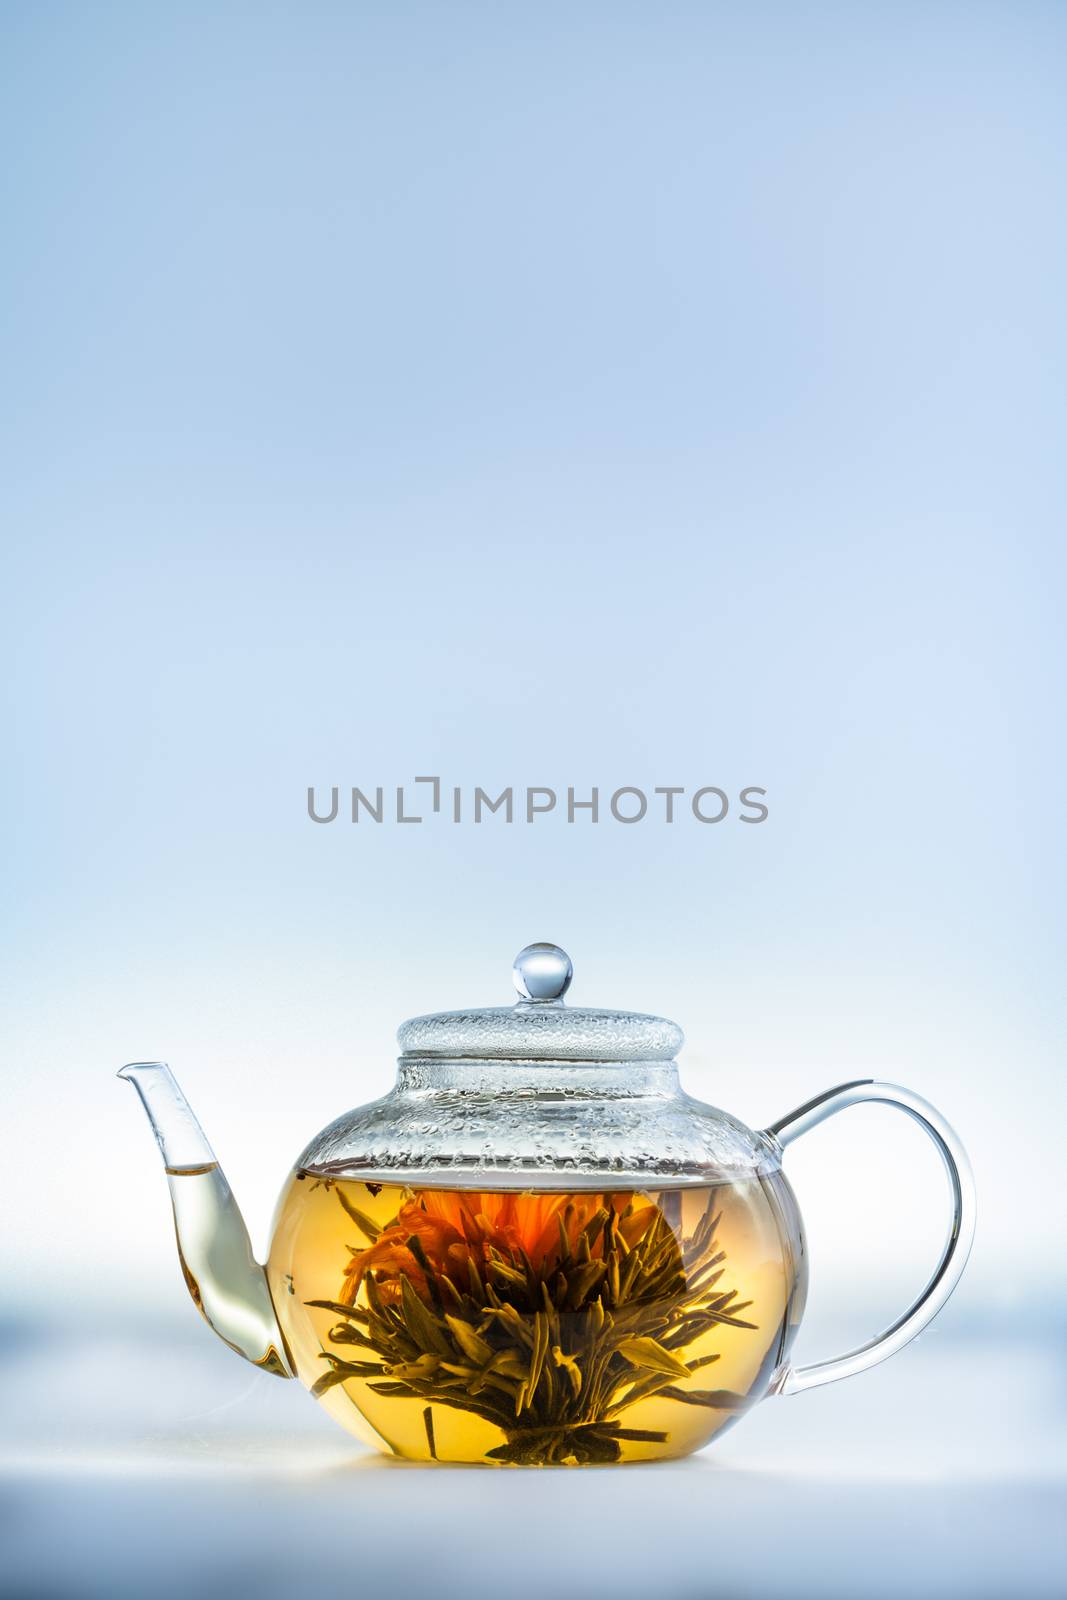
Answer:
top-left (512, 942), bottom-right (574, 1003)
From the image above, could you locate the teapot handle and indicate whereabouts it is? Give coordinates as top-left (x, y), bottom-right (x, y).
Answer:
top-left (762, 1080), bottom-right (976, 1396)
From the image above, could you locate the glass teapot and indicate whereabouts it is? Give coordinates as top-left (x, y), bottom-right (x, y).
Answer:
top-left (119, 942), bottom-right (975, 1466)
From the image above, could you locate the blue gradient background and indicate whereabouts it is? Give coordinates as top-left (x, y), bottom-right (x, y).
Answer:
top-left (2, 4), bottom-right (1065, 1596)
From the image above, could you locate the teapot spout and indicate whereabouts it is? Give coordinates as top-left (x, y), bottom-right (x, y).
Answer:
top-left (118, 1062), bottom-right (293, 1377)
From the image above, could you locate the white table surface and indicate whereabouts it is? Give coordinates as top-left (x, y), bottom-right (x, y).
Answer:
top-left (2, 1314), bottom-right (1063, 1600)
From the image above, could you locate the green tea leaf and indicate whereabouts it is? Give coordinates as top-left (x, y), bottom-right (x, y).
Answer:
top-left (400, 1274), bottom-right (453, 1355)
top-left (617, 1337), bottom-right (693, 1379)
top-left (552, 1345), bottom-right (583, 1397)
top-left (311, 1368), bottom-right (352, 1397)
top-left (335, 1190), bottom-right (381, 1240)
top-left (445, 1315), bottom-right (494, 1365)
top-left (305, 1299), bottom-right (370, 1323)
top-left (658, 1385), bottom-right (749, 1410)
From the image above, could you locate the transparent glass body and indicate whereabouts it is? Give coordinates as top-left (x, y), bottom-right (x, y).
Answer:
top-left (264, 1056), bottom-right (808, 1464)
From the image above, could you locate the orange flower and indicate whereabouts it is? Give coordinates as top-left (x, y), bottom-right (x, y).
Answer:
top-left (341, 1188), bottom-right (659, 1306)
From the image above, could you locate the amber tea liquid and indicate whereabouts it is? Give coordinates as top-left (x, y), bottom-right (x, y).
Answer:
top-left (268, 1173), bottom-right (804, 1465)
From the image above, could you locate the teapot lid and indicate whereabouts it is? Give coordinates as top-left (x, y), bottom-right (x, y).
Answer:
top-left (397, 943), bottom-right (684, 1062)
